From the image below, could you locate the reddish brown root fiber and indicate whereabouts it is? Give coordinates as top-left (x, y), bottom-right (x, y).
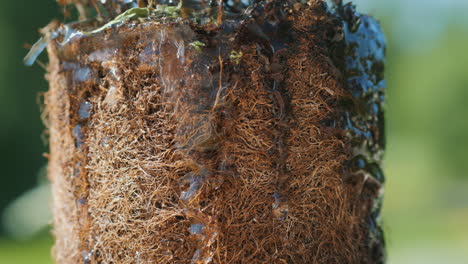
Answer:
top-left (45, 1), bottom-right (385, 263)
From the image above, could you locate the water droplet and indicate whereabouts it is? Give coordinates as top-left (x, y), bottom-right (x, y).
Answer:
top-left (191, 249), bottom-right (201, 263)
top-left (73, 124), bottom-right (84, 148)
top-left (88, 48), bottom-right (116, 62)
top-left (73, 163), bottom-right (81, 177)
top-left (82, 250), bottom-right (93, 264)
top-left (101, 137), bottom-right (110, 147)
top-left (353, 155), bottom-right (367, 169)
top-left (62, 62), bottom-right (92, 82)
top-left (108, 66), bottom-right (121, 81)
top-left (191, 249), bottom-right (213, 264)
top-left (135, 251), bottom-right (141, 263)
top-left (77, 198), bottom-right (87, 205)
top-left (189, 223), bottom-right (204, 235)
top-left (74, 67), bottom-right (92, 82)
top-left (272, 192), bottom-right (289, 220)
top-left (79, 101), bottom-right (93, 120)
top-left (180, 176), bottom-right (202, 201)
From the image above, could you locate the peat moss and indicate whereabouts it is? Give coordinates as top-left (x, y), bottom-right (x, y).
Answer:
top-left (44, 0), bottom-right (385, 263)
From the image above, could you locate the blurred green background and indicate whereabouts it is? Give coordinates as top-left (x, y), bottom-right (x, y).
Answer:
top-left (1, 0), bottom-right (467, 263)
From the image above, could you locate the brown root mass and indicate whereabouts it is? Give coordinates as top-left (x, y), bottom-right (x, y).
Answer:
top-left (45, 1), bottom-right (384, 263)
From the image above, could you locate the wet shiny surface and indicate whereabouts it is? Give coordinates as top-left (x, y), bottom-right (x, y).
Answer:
top-left (338, 3), bottom-right (386, 176)
top-left (335, 2), bottom-right (386, 262)
top-left (72, 124), bottom-right (84, 148)
top-left (78, 101), bottom-right (93, 120)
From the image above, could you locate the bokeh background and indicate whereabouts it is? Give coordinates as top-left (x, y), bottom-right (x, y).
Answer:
top-left (1, 0), bottom-right (467, 263)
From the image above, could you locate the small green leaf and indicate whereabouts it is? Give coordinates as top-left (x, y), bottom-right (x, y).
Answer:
top-left (229, 50), bottom-right (243, 64)
top-left (189, 41), bottom-right (206, 52)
